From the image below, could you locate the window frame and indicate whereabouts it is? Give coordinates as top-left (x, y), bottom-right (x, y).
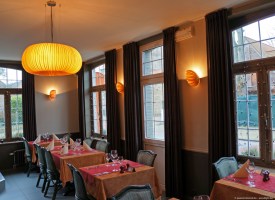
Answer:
top-left (88, 60), bottom-right (107, 138)
top-left (0, 63), bottom-right (23, 142)
top-left (140, 39), bottom-right (165, 146)
top-left (231, 10), bottom-right (275, 167)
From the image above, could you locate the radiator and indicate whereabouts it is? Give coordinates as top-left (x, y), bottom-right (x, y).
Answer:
top-left (10, 149), bottom-right (25, 168)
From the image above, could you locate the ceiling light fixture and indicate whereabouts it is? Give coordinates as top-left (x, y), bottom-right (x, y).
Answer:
top-left (21, 0), bottom-right (82, 76)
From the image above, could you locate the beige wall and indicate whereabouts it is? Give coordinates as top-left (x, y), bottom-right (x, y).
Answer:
top-left (35, 75), bottom-right (79, 135)
top-left (176, 19), bottom-right (208, 153)
top-left (115, 19), bottom-right (209, 153)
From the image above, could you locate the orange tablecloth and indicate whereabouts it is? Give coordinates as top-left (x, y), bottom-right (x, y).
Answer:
top-left (79, 161), bottom-right (162, 200)
top-left (28, 140), bottom-right (61, 162)
top-left (51, 149), bottom-right (105, 186)
top-left (210, 178), bottom-right (275, 200)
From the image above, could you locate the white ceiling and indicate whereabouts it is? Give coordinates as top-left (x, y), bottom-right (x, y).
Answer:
top-left (0, 0), bottom-right (250, 62)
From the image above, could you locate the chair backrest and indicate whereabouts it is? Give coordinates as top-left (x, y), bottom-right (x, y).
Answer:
top-left (108, 184), bottom-right (154, 200)
top-left (43, 148), bottom-right (60, 180)
top-left (83, 138), bottom-right (92, 147)
top-left (66, 163), bottom-right (74, 176)
top-left (95, 140), bottom-right (109, 153)
top-left (91, 138), bottom-right (99, 149)
top-left (34, 144), bottom-right (46, 172)
top-left (72, 165), bottom-right (90, 200)
top-left (137, 150), bottom-right (157, 167)
top-left (213, 157), bottom-right (238, 179)
top-left (22, 137), bottom-right (32, 162)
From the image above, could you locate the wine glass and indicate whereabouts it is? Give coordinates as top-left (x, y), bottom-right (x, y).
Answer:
top-left (111, 150), bottom-right (118, 163)
top-left (60, 135), bottom-right (68, 145)
top-left (45, 132), bottom-right (50, 141)
top-left (74, 138), bottom-right (81, 151)
top-left (42, 133), bottom-right (47, 141)
top-left (105, 153), bottom-right (111, 163)
top-left (246, 162), bottom-right (255, 187)
top-left (193, 195), bottom-right (210, 200)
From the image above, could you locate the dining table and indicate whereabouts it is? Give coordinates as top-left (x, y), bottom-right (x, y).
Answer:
top-left (28, 139), bottom-right (62, 162)
top-left (79, 160), bottom-right (162, 200)
top-left (51, 146), bottom-right (105, 186)
top-left (210, 173), bottom-right (275, 199)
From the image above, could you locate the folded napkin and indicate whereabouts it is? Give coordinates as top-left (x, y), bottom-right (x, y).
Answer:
top-left (83, 141), bottom-right (92, 151)
top-left (33, 134), bottom-right (41, 144)
top-left (46, 140), bottom-right (55, 151)
top-left (61, 143), bottom-right (69, 154)
top-left (70, 138), bottom-right (75, 145)
top-left (233, 159), bottom-right (250, 178)
top-left (52, 133), bottom-right (59, 141)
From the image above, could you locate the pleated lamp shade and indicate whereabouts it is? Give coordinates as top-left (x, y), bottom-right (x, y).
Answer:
top-left (22, 43), bottom-right (82, 76)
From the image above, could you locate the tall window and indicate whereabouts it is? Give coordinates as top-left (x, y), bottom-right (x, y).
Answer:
top-left (89, 63), bottom-right (107, 137)
top-left (140, 41), bottom-right (164, 141)
top-left (0, 67), bottom-right (23, 141)
top-left (232, 14), bottom-right (275, 166)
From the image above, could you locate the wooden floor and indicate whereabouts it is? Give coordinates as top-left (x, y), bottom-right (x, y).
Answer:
top-left (0, 169), bottom-right (74, 200)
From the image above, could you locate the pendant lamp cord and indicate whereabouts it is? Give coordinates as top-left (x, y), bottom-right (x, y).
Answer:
top-left (50, 4), bottom-right (54, 42)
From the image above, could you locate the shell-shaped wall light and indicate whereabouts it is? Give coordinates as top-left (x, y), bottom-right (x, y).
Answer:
top-left (116, 82), bottom-right (124, 94)
top-left (185, 70), bottom-right (200, 87)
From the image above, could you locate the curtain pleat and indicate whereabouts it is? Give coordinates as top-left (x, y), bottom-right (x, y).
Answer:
top-left (205, 9), bottom-right (235, 187)
top-left (105, 49), bottom-right (121, 154)
top-left (123, 42), bottom-right (143, 161)
top-left (78, 64), bottom-right (86, 139)
top-left (163, 27), bottom-right (183, 198)
top-left (22, 71), bottom-right (37, 141)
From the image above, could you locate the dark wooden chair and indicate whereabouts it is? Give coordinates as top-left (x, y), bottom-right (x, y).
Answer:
top-left (34, 144), bottom-right (47, 192)
top-left (107, 184), bottom-right (154, 200)
top-left (70, 163), bottom-right (95, 200)
top-left (22, 137), bottom-right (37, 177)
top-left (95, 140), bottom-right (109, 153)
top-left (136, 150), bottom-right (157, 167)
top-left (43, 148), bottom-right (62, 200)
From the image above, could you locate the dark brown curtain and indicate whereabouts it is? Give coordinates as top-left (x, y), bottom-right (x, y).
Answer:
top-left (22, 70), bottom-right (37, 141)
top-left (123, 42), bottom-right (143, 161)
top-left (78, 64), bottom-right (86, 140)
top-left (206, 9), bottom-right (235, 187)
top-left (163, 27), bottom-right (183, 198)
top-left (105, 49), bottom-right (121, 154)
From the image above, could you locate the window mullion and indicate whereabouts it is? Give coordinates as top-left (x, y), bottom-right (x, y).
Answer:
top-left (5, 92), bottom-right (11, 141)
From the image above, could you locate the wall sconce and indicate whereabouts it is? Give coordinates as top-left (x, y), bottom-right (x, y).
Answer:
top-left (49, 89), bottom-right (56, 100)
top-left (116, 82), bottom-right (124, 94)
top-left (185, 70), bottom-right (200, 87)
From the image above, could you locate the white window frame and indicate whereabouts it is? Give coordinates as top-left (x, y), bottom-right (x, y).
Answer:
top-left (140, 40), bottom-right (165, 147)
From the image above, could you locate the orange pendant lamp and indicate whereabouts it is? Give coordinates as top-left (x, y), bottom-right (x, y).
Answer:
top-left (21, 1), bottom-right (82, 76)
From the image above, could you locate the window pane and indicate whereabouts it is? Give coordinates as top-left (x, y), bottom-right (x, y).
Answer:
top-left (11, 94), bottom-right (23, 138)
top-left (101, 91), bottom-right (107, 136)
top-left (91, 92), bottom-right (100, 134)
top-left (91, 64), bottom-right (105, 86)
top-left (232, 28), bottom-right (243, 47)
top-left (260, 16), bottom-right (275, 40)
top-left (243, 22), bottom-right (260, 44)
top-left (232, 15), bottom-right (275, 63)
top-left (233, 46), bottom-right (244, 63)
top-left (235, 73), bottom-right (259, 158)
top-left (0, 95), bottom-right (5, 139)
top-left (262, 39), bottom-right (275, 58)
top-left (244, 42), bottom-right (261, 61)
top-left (143, 83), bottom-right (164, 140)
top-left (142, 46), bottom-right (163, 76)
top-left (0, 68), bottom-right (22, 89)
